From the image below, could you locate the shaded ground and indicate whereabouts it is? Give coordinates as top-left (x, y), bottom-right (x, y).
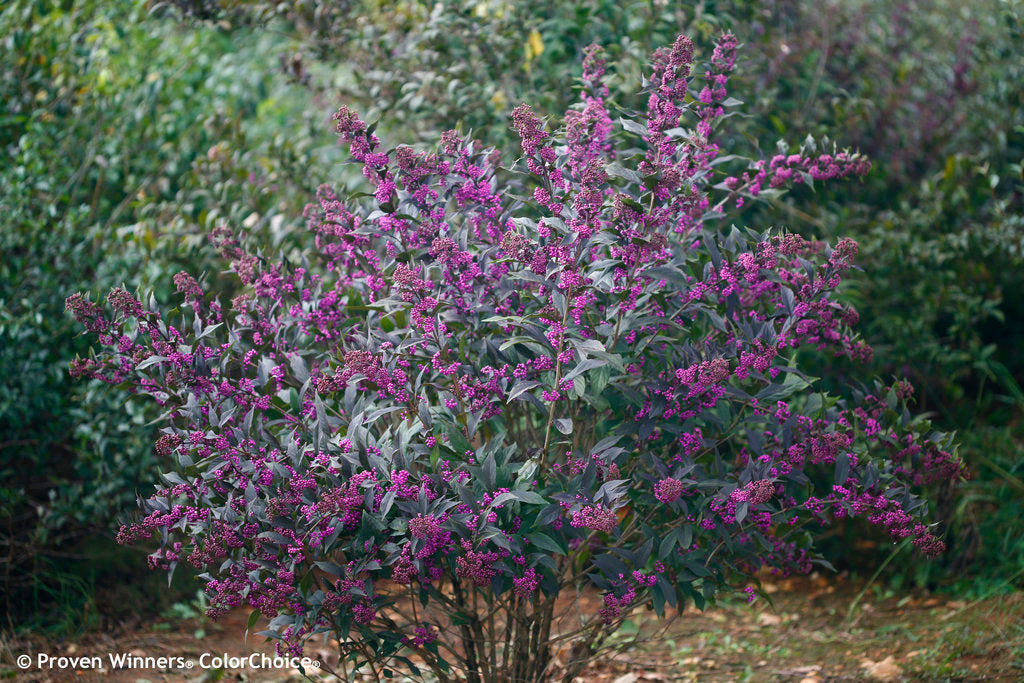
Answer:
top-left (3, 573), bottom-right (1021, 682)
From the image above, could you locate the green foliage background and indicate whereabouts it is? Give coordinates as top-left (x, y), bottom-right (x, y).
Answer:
top-left (1, 0), bottom-right (1020, 632)
top-left (0, 0), bottom-right (338, 629)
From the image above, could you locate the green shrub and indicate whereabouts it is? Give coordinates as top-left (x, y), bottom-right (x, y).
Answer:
top-left (0, 0), bottom-right (336, 626)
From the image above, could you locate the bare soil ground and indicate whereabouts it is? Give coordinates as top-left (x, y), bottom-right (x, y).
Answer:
top-left (3, 573), bottom-right (1021, 682)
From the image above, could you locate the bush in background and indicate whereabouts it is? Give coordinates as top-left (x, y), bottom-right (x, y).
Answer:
top-left (0, 0), bottom-right (336, 628)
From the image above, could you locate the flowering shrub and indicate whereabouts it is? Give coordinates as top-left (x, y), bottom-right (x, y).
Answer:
top-left (70, 33), bottom-right (963, 682)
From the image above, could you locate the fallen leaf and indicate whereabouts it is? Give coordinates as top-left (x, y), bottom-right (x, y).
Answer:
top-left (861, 655), bottom-right (902, 681)
top-left (796, 667), bottom-right (825, 683)
top-left (613, 674), bottom-right (638, 683)
top-left (639, 673), bottom-right (669, 682)
top-left (757, 612), bottom-right (782, 626)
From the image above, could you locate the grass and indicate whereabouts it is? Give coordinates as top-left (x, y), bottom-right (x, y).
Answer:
top-left (7, 533), bottom-right (198, 639)
top-left (610, 573), bottom-right (1024, 682)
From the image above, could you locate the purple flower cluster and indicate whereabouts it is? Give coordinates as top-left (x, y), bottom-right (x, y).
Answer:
top-left (731, 480), bottom-right (776, 505)
top-left (408, 513), bottom-right (443, 539)
top-left (513, 567), bottom-right (540, 598)
top-left (403, 626), bottom-right (438, 648)
top-left (598, 585), bottom-right (636, 624)
top-left (654, 478), bottom-right (684, 504)
top-left (455, 543), bottom-right (503, 587)
top-left (570, 505), bottom-right (618, 533)
top-left (173, 271), bottom-right (204, 301)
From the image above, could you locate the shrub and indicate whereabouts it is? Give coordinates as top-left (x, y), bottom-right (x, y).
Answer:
top-left (71, 33), bottom-right (962, 681)
top-left (190, 0), bottom-right (731, 155)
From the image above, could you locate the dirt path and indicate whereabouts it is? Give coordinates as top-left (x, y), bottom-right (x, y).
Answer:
top-left (4, 574), bottom-right (1021, 682)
